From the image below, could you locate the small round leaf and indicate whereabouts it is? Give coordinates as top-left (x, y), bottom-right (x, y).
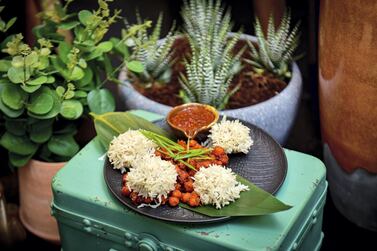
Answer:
top-left (0, 96), bottom-right (24, 118)
top-left (27, 88), bottom-right (61, 119)
top-left (78, 10), bottom-right (93, 26)
top-left (126, 61), bottom-right (144, 73)
top-left (8, 66), bottom-right (30, 84)
top-left (21, 84), bottom-right (41, 93)
top-left (28, 92), bottom-right (54, 115)
top-left (60, 100), bottom-right (83, 120)
top-left (0, 132), bottom-right (38, 155)
top-left (97, 41), bottom-right (113, 53)
top-left (27, 76), bottom-right (48, 86)
top-left (87, 89), bottom-right (115, 114)
top-left (1, 84), bottom-right (26, 110)
top-left (47, 134), bottom-right (79, 157)
top-left (69, 66), bottom-right (84, 81)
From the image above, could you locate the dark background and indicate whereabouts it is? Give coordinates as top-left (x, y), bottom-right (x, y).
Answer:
top-left (0, 0), bottom-right (376, 250)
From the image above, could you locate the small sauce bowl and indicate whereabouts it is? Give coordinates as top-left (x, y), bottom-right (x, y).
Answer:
top-left (167, 103), bottom-right (219, 139)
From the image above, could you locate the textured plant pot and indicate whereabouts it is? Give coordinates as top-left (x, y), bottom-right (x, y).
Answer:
top-left (119, 34), bottom-right (302, 144)
top-left (18, 160), bottom-right (65, 242)
top-left (319, 0), bottom-right (377, 230)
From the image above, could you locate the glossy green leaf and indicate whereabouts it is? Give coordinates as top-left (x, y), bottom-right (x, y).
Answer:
top-left (46, 76), bottom-right (55, 84)
top-left (9, 152), bottom-right (33, 167)
top-left (58, 42), bottom-right (71, 64)
top-left (30, 121), bottom-right (53, 143)
top-left (65, 90), bottom-right (75, 99)
top-left (28, 92), bottom-right (54, 115)
top-left (60, 100), bottom-right (83, 120)
top-left (78, 58), bottom-right (87, 68)
top-left (51, 56), bottom-right (70, 80)
top-left (54, 123), bottom-right (77, 135)
top-left (28, 119), bottom-right (54, 143)
top-left (20, 84), bottom-right (41, 93)
top-left (86, 49), bottom-right (103, 60)
top-left (73, 26), bottom-right (85, 41)
top-left (87, 89), bottom-right (115, 114)
top-left (37, 56), bottom-right (49, 70)
top-left (27, 87), bottom-right (61, 119)
top-left (27, 76), bottom-right (48, 86)
top-left (40, 48), bottom-right (51, 56)
top-left (1, 84), bottom-right (26, 110)
top-left (180, 175), bottom-right (292, 216)
top-left (90, 111), bottom-right (173, 149)
top-left (11, 56), bottom-right (24, 67)
top-left (25, 52), bottom-right (38, 67)
top-left (5, 119), bottom-right (26, 136)
top-left (0, 132), bottom-right (38, 155)
top-left (8, 66), bottom-right (30, 83)
top-left (56, 86), bottom-right (65, 98)
top-left (76, 67), bottom-right (93, 87)
top-left (74, 90), bottom-right (87, 98)
top-left (69, 66), bottom-right (84, 81)
top-left (126, 60), bottom-right (144, 73)
top-left (0, 96), bottom-right (24, 118)
top-left (0, 59), bottom-right (11, 72)
top-left (5, 17), bottom-right (17, 31)
top-left (97, 41), bottom-right (113, 53)
top-left (110, 37), bottom-right (129, 58)
top-left (48, 134), bottom-right (79, 157)
top-left (78, 10), bottom-right (92, 26)
top-left (58, 21), bottom-right (80, 30)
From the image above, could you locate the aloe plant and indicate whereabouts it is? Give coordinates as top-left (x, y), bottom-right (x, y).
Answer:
top-left (181, 0), bottom-right (234, 65)
top-left (245, 11), bottom-right (300, 79)
top-left (179, 0), bottom-right (243, 110)
top-left (126, 13), bottom-right (175, 87)
top-left (179, 35), bottom-right (243, 110)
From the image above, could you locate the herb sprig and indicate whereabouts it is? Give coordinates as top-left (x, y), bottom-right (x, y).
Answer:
top-left (140, 130), bottom-right (211, 171)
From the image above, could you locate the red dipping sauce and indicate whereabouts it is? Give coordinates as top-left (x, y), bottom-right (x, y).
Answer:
top-left (169, 106), bottom-right (216, 136)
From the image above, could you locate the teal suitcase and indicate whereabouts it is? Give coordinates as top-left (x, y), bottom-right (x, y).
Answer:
top-left (51, 110), bottom-right (327, 251)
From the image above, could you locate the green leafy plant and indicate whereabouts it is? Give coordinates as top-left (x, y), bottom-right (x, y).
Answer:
top-left (0, 5), bottom-right (16, 33)
top-left (0, 35), bottom-right (79, 166)
top-left (125, 13), bottom-right (175, 87)
top-left (34, 0), bottom-right (123, 114)
top-left (0, 0), bottom-right (145, 167)
top-left (245, 11), bottom-right (300, 79)
top-left (179, 0), bottom-right (243, 110)
top-left (91, 111), bottom-right (292, 216)
top-left (179, 35), bottom-right (243, 110)
top-left (181, 0), bottom-right (233, 62)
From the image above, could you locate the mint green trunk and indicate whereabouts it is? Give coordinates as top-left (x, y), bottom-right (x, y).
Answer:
top-left (51, 110), bottom-right (327, 251)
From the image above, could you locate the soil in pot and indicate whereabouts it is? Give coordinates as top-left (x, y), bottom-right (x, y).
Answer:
top-left (133, 37), bottom-right (288, 109)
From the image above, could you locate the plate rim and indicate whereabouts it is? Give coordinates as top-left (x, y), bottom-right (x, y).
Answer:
top-left (103, 117), bottom-right (287, 223)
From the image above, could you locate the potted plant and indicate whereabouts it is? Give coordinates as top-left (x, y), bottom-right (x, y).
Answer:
top-left (120, 0), bottom-right (302, 144)
top-left (0, 0), bottom-right (145, 242)
top-left (118, 12), bottom-right (179, 105)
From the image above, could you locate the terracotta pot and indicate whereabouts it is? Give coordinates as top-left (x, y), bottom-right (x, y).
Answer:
top-left (119, 34), bottom-right (302, 144)
top-left (319, 0), bottom-right (377, 231)
top-left (18, 159), bottom-right (65, 242)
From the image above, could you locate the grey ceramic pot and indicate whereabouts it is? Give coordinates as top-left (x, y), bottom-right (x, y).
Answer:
top-left (119, 34), bottom-right (302, 144)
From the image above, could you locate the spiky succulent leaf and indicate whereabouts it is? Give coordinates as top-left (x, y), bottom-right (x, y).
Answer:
top-left (179, 0), bottom-right (243, 109)
top-left (246, 10), bottom-right (300, 79)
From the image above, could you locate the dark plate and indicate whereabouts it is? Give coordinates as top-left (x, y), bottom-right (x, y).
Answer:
top-left (104, 118), bottom-right (287, 223)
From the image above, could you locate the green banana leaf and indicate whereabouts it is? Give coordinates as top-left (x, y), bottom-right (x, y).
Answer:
top-left (90, 112), bottom-right (173, 149)
top-left (180, 175), bottom-right (291, 216)
top-left (91, 111), bottom-right (292, 217)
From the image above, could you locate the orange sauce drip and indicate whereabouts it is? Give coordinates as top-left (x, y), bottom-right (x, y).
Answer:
top-left (170, 106), bottom-right (215, 136)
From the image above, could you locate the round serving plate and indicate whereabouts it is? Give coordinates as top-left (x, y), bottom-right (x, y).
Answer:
top-left (104, 118), bottom-right (287, 223)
